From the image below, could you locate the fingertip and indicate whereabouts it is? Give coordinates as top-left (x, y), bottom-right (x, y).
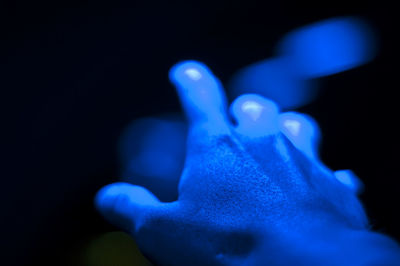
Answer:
top-left (334, 169), bottom-right (364, 194)
top-left (278, 112), bottom-right (321, 160)
top-left (169, 60), bottom-right (219, 98)
top-left (95, 183), bottom-right (133, 220)
top-left (96, 182), bottom-right (161, 209)
top-left (95, 182), bottom-right (161, 231)
top-left (168, 60), bottom-right (228, 127)
top-left (231, 94), bottom-right (280, 121)
top-left (230, 94), bottom-right (280, 137)
top-left (169, 60), bottom-right (209, 84)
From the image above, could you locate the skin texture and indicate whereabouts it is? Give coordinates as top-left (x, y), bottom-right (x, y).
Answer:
top-left (95, 61), bottom-right (399, 265)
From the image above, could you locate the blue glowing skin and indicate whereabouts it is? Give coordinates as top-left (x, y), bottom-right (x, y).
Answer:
top-left (230, 94), bottom-right (280, 137)
top-left (118, 116), bottom-right (187, 202)
top-left (334, 169), bottom-right (364, 194)
top-left (278, 111), bottom-right (321, 161)
top-left (96, 61), bottom-right (400, 265)
top-left (277, 17), bottom-right (376, 77)
top-left (229, 17), bottom-right (376, 109)
top-left (117, 108), bottom-right (360, 199)
top-left (278, 112), bottom-right (364, 193)
top-left (229, 58), bottom-right (315, 109)
top-left (169, 61), bottom-right (228, 129)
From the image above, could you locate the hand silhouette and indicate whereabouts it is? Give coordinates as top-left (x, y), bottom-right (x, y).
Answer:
top-left (96, 61), bottom-right (398, 265)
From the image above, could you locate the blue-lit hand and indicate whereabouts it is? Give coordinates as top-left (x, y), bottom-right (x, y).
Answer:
top-left (117, 105), bottom-right (362, 204)
top-left (96, 61), bottom-right (398, 265)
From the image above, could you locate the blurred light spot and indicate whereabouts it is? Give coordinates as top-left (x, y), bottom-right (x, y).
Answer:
top-left (120, 117), bottom-right (186, 179)
top-left (229, 17), bottom-right (376, 109)
top-left (184, 68), bottom-right (202, 80)
top-left (278, 17), bottom-right (376, 78)
top-left (231, 94), bottom-right (280, 137)
top-left (118, 115), bottom-right (186, 202)
top-left (241, 101), bottom-right (263, 121)
top-left (283, 119), bottom-right (301, 136)
top-left (229, 58), bottom-right (315, 109)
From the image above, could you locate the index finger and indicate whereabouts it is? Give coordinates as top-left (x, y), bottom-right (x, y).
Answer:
top-left (169, 60), bottom-right (229, 131)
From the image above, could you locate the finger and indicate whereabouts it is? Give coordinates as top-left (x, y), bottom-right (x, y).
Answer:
top-left (276, 17), bottom-right (376, 78)
top-left (169, 60), bottom-right (229, 132)
top-left (95, 182), bottom-right (163, 233)
top-left (278, 111), bottom-right (321, 161)
top-left (118, 115), bottom-right (186, 202)
top-left (334, 169), bottom-right (364, 194)
top-left (230, 94), bottom-right (280, 137)
top-left (228, 58), bottom-right (315, 109)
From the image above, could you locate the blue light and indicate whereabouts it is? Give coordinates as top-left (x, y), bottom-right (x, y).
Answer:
top-left (277, 17), bottom-right (376, 78)
top-left (118, 116), bottom-right (186, 202)
top-left (169, 60), bottom-right (229, 129)
top-left (278, 111), bottom-right (321, 161)
top-left (96, 59), bottom-right (400, 265)
top-left (334, 169), bottom-right (364, 194)
top-left (229, 58), bottom-right (315, 109)
top-left (230, 93), bottom-right (280, 137)
top-left (229, 17), bottom-right (376, 109)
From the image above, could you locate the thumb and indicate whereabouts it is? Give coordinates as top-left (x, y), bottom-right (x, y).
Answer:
top-left (95, 182), bottom-right (162, 233)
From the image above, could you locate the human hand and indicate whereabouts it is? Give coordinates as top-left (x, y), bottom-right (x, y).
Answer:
top-left (95, 61), bottom-right (389, 265)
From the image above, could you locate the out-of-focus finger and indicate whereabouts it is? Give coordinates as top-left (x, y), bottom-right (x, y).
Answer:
top-left (95, 182), bottom-right (163, 233)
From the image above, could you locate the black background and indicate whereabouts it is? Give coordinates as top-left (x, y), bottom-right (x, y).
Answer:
top-left (1, 0), bottom-right (398, 265)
